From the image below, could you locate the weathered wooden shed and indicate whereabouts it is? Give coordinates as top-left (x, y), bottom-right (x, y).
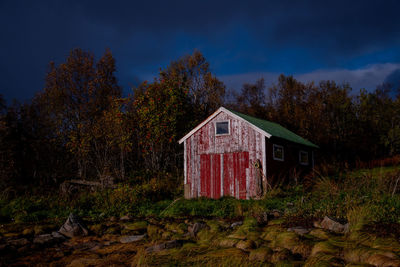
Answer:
top-left (178, 107), bottom-right (318, 199)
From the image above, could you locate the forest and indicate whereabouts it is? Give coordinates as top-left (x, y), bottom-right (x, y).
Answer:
top-left (1, 48), bottom-right (399, 192)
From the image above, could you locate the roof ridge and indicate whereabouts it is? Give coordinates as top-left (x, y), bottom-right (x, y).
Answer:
top-left (226, 108), bottom-right (318, 148)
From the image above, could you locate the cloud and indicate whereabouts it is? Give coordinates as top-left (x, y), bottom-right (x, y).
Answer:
top-left (220, 63), bottom-right (400, 92)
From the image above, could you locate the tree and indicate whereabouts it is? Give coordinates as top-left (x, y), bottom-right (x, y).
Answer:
top-left (234, 78), bottom-right (267, 118)
top-left (37, 48), bottom-right (122, 179)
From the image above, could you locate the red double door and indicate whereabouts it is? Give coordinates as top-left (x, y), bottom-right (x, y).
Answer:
top-left (200, 151), bottom-right (249, 199)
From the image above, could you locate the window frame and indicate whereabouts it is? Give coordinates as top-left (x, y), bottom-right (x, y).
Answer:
top-left (299, 150), bottom-right (309, 165)
top-left (215, 120), bottom-right (230, 136)
top-left (273, 144), bottom-right (284, 161)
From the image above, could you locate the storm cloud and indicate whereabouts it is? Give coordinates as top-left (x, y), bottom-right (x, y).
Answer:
top-left (1, 0), bottom-right (400, 101)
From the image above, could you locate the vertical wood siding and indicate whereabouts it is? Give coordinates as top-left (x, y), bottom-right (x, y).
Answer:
top-left (184, 111), bottom-right (265, 199)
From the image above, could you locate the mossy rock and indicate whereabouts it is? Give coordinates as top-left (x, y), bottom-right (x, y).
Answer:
top-left (268, 218), bottom-right (285, 226)
top-left (104, 225), bottom-right (121, 235)
top-left (161, 231), bottom-right (173, 240)
top-left (311, 241), bottom-right (341, 257)
top-left (22, 227), bottom-right (35, 237)
top-left (308, 228), bottom-right (332, 240)
top-left (229, 217), bottom-right (259, 240)
top-left (261, 225), bottom-right (285, 241)
top-left (165, 222), bottom-right (187, 235)
top-left (291, 241), bottom-right (314, 259)
top-left (236, 239), bottom-right (256, 251)
top-left (304, 252), bottom-right (344, 267)
top-left (219, 238), bottom-right (240, 248)
top-left (371, 237), bottom-right (400, 253)
top-left (271, 231), bottom-right (300, 250)
top-left (249, 247), bottom-right (273, 261)
top-left (344, 246), bottom-right (399, 265)
top-left (123, 221), bottom-right (148, 231)
top-left (271, 248), bottom-right (293, 263)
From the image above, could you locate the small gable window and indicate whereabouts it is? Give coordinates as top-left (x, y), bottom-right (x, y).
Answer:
top-left (299, 151), bottom-right (309, 165)
top-left (273, 144), bottom-right (284, 161)
top-left (215, 121), bottom-right (230, 135)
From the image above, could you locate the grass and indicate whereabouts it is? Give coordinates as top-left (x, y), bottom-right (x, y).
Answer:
top-left (1, 165), bottom-right (400, 234)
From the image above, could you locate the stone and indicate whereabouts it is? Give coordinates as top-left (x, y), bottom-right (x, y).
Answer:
top-left (219, 238), bottom-right (240, 248)
top-left (145, 240), bottom-right (184, 253)
top-left (59, 213), bottom-right (89, 238)
top-left (119, 215), bottom-right (132, 221)
top-left (188, 222), bottom-right (207, 237)
top-left (287, 226), bottom-right (310, 235)
top-left (271, 209), bottom-right (282, 218)
top-left (271, 248), bottom-right (293, 263)
top-left (230, 221), bottom-right (243, 228)
top-left (22, 228), bottom-right (34, 236)
top-left (33, 234), bottom-right (55, 245)
top-left (249, 247), bottom-right (273, 262)
top-left (236, 239), bottom-right (255, 250)
top-left (119, 234), bottom-right (146, 244)
top-left (123, 221), bottom-right (148, 231)
top-left (8, 238), bottom-right (29, 247)
top-left (51, 231), bottom-right (66, 241)
top-left (318, 216), bottom-right (349, 234)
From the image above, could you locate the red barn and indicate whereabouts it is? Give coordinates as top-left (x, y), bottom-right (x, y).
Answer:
top-left (178, 107), bottom-right (318, 199)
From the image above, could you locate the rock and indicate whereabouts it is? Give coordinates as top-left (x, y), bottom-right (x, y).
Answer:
top-left (271, 248), bottom-right (293, 263)
top-left (308, 228), bottom-right (331, 240)
top-left (236, 239), bottom-right (255, 250)
top-left (33, 234), bottom-right (55, 245)
top-left (119, 215), bottom-right (132, 221)
top-left (317, 216), bottom-right (349, 234)
top-left (219, 238), bottom-right (240, 248)
top-left (230, 221), bottom-right (243, 228)
top-left (119, 234), bottom-right (146, 244)
top-left (8, 238), bottom-right (29, 247)
top-left (271, 209), bottom-right (282, 218)
top-left (59, 213), bottom-right (89, 238)
top-left (51, 231), bottom-right (66, 241)
top-left (287, 226), bottom-right (310, 235)
top-left (249, 247), bottom-right (273, 262)
top-left (22, 228), bottom-right (34, 236)
top-left (145, 240), bottom-right (184, 253)
top-left (188, 222), bottom-right (207, 237)
top-left (123, 221), bottom-right (148, 231)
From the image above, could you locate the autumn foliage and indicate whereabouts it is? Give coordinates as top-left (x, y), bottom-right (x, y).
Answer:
top-left (0, 48), bottom-right (399, 192)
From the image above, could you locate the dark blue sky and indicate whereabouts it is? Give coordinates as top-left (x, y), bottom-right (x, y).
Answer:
top-left (1, 0), bottom-right (400, 102)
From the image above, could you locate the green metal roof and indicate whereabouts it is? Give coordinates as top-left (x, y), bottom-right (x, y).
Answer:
top-left (228, 109), bottom-right (319, 148)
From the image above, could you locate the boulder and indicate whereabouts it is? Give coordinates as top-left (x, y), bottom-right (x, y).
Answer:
top-left (236, 239), bottom-right (255, 251)
top-left (33, 234), bottom-right (55, 245)
top-left (59, 213), bottom-right (89, 238)
top-left (219, 238), bottom-right (240, 248)
top-left (249, 247), bottom-right (273, 262)
top-left (58, 213), bottom-right (89, 237)
top-left (316, 216), bottom-right (349, 234)
top-left (145, 240), bottom-right (184, 253)
top-left (119, 215), bottom-right (132, 222)
top-left (188, 222), bottom-right (207, 237)
top-left (119, 234), bottom-right (146, 244)
top-left (230, 221), bottom-right (243, 229)
top-left (287, 226), bottom-right (310, 236)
